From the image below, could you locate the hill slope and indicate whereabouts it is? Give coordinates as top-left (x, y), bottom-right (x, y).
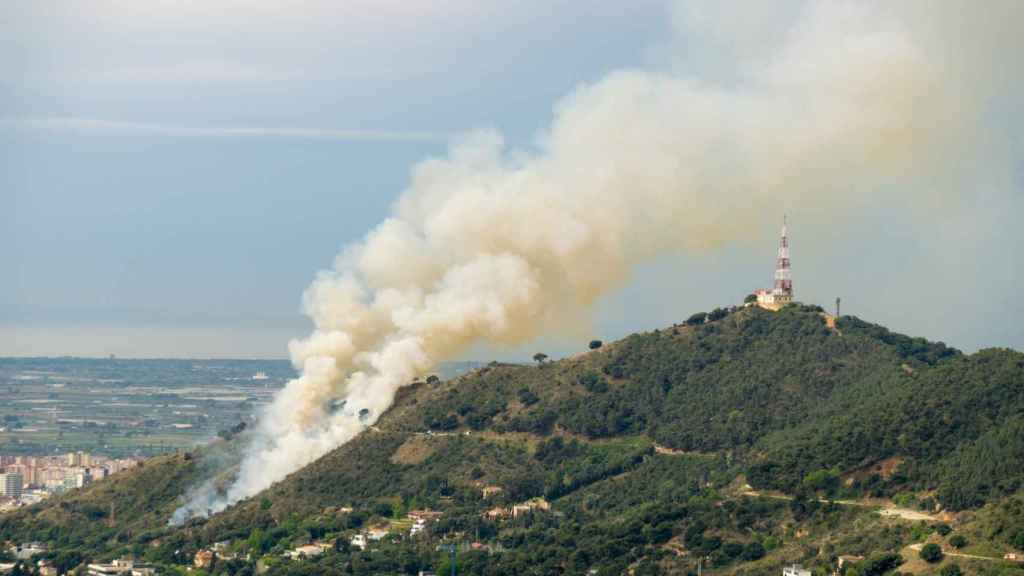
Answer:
top-left (3, 304), bottom-right (1023, 575)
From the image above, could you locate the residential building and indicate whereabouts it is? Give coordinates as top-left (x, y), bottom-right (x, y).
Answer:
top-left (286, 544), bottom-right (329, 559)
top-left (408, 509), bottom-right (443, 522)
top-left (783, 564), bottom-right (812, 576)
top-left (511, 498), bottom-right (550, 518)
top-left (0, 473), bottom-right (23, 499)
top-left (10, 542), bottom-right (46, 560)
top-left (194, 549), bottom-right (214, 569)
top-left (484, 507), bottom-right (510, 519)
top-left (86, 557), bottom-right (155, 575)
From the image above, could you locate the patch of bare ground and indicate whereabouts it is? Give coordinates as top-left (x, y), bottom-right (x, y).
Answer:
top-left (653, 443), bottom-right (706, 457)
top-left (390, 436), bottom-right (436, 465)
top-left (841, 456), bottom-right (905, 486)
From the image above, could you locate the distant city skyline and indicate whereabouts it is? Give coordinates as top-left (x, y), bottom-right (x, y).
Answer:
top-left (3, 1), bottom-right (1022, 358)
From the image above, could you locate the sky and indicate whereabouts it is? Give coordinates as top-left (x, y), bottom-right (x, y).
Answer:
top-left (2, 0), bottom-right (1021, 359)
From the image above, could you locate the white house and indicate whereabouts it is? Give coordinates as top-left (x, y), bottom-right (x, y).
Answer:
top-left (783, 564), bottom-right (811, 576)
top-left (86, 557), bottom-right (156, 576)
top-left (285, 544), bottom-right (329, 560)
top-left (11, 543), bottom-right (47, 561)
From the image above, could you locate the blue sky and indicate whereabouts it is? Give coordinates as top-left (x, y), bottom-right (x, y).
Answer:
top-left (3, 1), bottom-right (1021, 358)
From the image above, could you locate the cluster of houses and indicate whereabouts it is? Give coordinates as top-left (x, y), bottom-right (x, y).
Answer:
top-left (1, 543), bottom-right (56, 575)
top-left (4, 488), bottom-right (556, 575)
top-left (477, 483), bottom-right (552, 521)
top-left (0, 554), bottom-right (155, 576)
top-left (483, 497), bottom-right (551, 520)
top-left (346, 509), bottom-right (444, 552)
top-left (189, 507), bottom-right (451, 567)
top-left (193, 541), bottom-right (243, 569)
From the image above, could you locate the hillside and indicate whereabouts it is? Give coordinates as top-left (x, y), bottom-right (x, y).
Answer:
top-left (3, 304), bottom-right (1023, 575)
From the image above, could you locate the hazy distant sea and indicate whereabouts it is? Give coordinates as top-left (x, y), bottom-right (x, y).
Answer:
top-left (0, 358), bottom-right (482, 457)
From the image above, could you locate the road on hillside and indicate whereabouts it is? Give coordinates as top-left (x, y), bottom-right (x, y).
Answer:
top-left (907, 543), bottom-right (1003, 562)
top-left (741, 489), bottom-right (940, 522)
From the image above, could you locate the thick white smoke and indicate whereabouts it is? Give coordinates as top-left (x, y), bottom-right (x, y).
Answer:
top-left (172, 1), bottom-right (1020, 521)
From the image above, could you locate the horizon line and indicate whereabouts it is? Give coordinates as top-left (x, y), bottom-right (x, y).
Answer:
top-left (0, 116), bottom-right (449, 142)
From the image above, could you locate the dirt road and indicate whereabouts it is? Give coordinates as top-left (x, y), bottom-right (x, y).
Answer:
top-left (907, 543), bottom-right (1001, 562)
top-left (741, 489), bottom-right (940, 522)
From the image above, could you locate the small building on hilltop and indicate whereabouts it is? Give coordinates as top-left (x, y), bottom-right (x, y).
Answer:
top-left (754, 217), bottom-right (794, 311)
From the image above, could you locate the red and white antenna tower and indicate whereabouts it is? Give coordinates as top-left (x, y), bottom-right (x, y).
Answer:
top-left (773, 215), bottom-right (792, 297)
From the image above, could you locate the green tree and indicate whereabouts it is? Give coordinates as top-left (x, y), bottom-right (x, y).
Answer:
top-left (802, 469), bottom-right (839, 495)
top-left (589, 340), bottom-right (603, 350)
top-left (517, 388), bottom-right (539, 406)
top-left (858, 553), bottom-right (903, 576)
top-left (741, 541), bottom-right (766, 561)
top-left (579, 372), bottom-right (608, 393)
top-left (532, 353), bottom-right (548, 365)
top-left (919, 543), bottom-right (943, 564)
top-left (948, 534), bottom-right (966, 549)
top-left (744, 294), bottom-right (758, 304)
top-left (52, 551), bottom-right (86, 574)
top-left (392, 498), bottom-right (406, 519)
top-left (722, 542), bottom-right (744, 559)
top-left (707, 308), bottom-right (729, 322)
top-left (1013, 530), bottom-right (1024, 551)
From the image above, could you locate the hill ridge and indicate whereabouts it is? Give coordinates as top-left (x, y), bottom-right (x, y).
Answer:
top-left (3, 304), bottom-right (1023, 576)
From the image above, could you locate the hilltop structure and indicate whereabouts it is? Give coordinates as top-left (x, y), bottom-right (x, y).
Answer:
top-left (754, 217), bottom-right (793, 311)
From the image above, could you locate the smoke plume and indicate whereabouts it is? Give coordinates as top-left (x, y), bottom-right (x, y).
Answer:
top-left (171, 0), bottom-right (1019, 522)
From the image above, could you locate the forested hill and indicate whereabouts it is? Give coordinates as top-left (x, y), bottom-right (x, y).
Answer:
top-left (3, 304), bottom-right (1023, 576)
